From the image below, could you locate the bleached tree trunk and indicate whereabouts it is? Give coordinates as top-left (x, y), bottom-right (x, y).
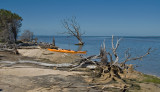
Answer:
top-left (71, 35), bottom-right (152, 90)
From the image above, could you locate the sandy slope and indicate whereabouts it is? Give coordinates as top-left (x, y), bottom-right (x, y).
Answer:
top-left (0, 67), bottom-right (81, 77)
top-left (18, 49), bottom-right (80, 63)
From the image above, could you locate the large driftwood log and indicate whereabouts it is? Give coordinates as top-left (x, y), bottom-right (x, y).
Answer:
top-left (0, 44), bottom-right (19, 54)
top-left (71, 35), bottom-right (152, 90)
top-left (70, 55), bottom-right (99, 70)
top-left (0, 60), bottom-right (73, 68)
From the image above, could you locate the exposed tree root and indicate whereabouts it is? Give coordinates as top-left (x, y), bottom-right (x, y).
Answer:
top-left (71, 36), bottom-right (152, 91)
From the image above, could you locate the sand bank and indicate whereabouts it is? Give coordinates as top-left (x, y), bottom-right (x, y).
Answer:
top-left (17, 48), bottom-right (80, 63)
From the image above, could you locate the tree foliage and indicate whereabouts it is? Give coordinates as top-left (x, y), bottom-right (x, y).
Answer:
top-left (0, 9), bottom-right (23, 43)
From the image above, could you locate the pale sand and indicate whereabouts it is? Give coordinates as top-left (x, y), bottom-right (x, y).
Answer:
top-left (18, 49), bottom-right (80, 63)
top-left (0, 65), bottom-right (90, 92)
top-left (0, 66), bottom-right (81, 77)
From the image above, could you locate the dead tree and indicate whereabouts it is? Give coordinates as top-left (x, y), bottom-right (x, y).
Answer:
top-left (71, 35), bottom-right (152, 90)
top-left (62, 16), bottom-right (84, 45)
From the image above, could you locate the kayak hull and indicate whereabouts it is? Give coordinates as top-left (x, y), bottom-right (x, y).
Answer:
top-left (47, 49), bottom-right (86, 54)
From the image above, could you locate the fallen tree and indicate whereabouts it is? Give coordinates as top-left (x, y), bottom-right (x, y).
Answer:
top-left (71, 35), bottom-right (152, 91)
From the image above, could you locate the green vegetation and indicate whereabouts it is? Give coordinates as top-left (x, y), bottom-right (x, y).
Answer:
top-left (142, 74), bottom-right (160, 84)
top-left (0, 9), bottom-right (22, 43)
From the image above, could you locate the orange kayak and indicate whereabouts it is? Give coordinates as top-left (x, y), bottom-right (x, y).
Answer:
top-left (47, 48), bottom-right (86, 54)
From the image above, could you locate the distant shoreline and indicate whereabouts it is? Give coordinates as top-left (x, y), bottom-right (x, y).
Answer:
top-left (32, 35), bottom-right (160, 37)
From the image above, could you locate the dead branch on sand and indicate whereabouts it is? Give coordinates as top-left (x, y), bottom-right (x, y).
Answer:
top-left (71, 35), bottom-right (152, 91)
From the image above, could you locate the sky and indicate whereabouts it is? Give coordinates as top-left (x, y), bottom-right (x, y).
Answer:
top-left (0, 0), bottom-right (160, 36)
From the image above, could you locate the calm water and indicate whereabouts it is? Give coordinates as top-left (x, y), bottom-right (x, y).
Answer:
top-left (37, 36), bottom-right (160, 77)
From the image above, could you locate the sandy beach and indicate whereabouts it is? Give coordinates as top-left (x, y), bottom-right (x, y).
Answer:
top-left (17, 48), bottom-right (81, 63)
top-left (1, 1), bottom-right (160, 91)
top-left (0, 49), bottom-right (93, 92)
top-left (0, 49), bottom-right (160, 92)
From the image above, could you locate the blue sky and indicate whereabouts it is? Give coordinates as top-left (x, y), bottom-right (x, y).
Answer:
top-left (0, 0), bottom-right (160, 36)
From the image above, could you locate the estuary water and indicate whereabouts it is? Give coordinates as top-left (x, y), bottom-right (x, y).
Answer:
top-left (37, 36), bottom-right (160, 77)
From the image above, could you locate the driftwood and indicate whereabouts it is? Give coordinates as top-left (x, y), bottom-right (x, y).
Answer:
top-left (17, 46), bottom-right (40, 49)
top-left (38, 42), bottom-right (58, 49)
top-left (0, 44), bottom-right (19, 54)
top-left (72, 36), bottom-right (152, 68)
top-left (71, 35), bottom-right (152, 90)
top-left (70, 55), bottom-right (99, 71)
top-left (0, 43), bottom-right (16, 49)
top-left (0, 60), bottom-right (73, 68)
top-left (121, 48), bottom-right (152, 66)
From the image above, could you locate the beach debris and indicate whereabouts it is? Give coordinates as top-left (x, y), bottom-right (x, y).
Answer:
top-left (86, 65), bottom-right (97, 69)
top-left (39, 42), bottom-right (58, 49)
top-left (0, 60), bottom-right (74, 68)
top-left (0, 43), bottom-right (19, 54)
top-left (71, 35), bottom-right (153, 90)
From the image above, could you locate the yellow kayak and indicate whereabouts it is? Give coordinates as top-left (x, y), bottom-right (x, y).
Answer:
top-left (47, 48), bottom-right (86, 54)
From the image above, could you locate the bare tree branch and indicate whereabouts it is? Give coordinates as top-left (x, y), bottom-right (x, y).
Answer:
top-left (111, 35), bottom-right (121, 65)
top-left (62, 19), bottom-right (77, 37)
top-left (62, 16), bottom-right (84, 45)
top-left (70, 55), bottom-right (99, 70)
top-left (107, 52), bottom-right (113, 64)
top-left (124, 48), bottom-right (131, 60)
top-left (121, 48), bottom-right (152, 65)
